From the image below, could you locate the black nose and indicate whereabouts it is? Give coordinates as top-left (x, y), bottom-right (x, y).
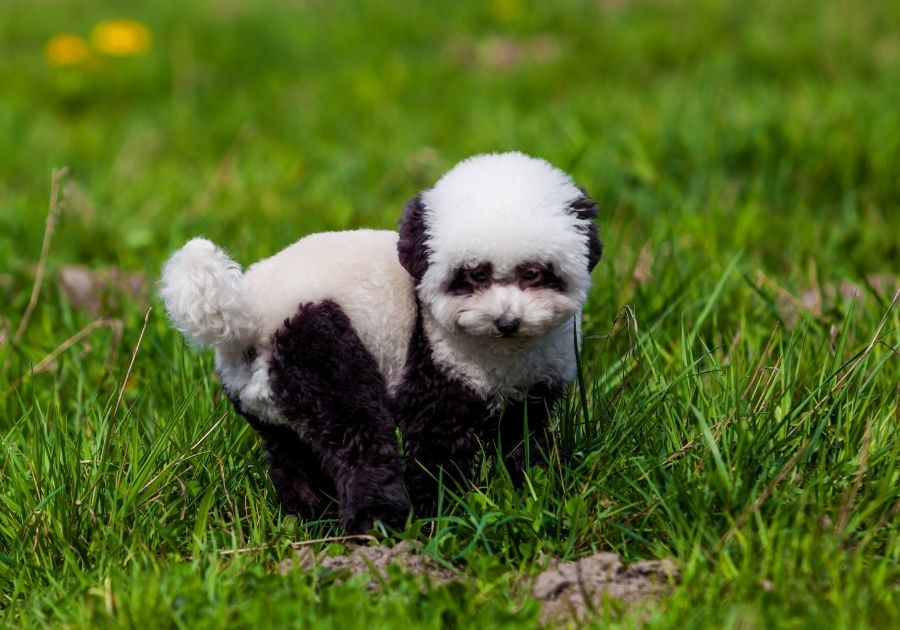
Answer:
top-left (495, 317), bottom-right (521, 336)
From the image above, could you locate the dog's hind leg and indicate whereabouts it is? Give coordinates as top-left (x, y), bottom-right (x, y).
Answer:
top-left (247, 418), bottom-right (337, 520)
top-left (224, 392), bottom-right (337, 520)
top-left (268, 300), bottom-right (410, 533)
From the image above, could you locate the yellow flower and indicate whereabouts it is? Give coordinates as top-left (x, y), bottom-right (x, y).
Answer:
top-left (489, 0), bottom-right (524, 23)
top-left (90, 20), bottom-right (152, 57)
top-left (45, 34), bottom-right (89, 67)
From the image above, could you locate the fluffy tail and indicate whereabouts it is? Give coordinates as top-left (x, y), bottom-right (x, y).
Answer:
top-left (159, 238), bottom-right (256, 349)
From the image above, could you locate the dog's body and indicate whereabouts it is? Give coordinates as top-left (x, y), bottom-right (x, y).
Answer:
top-left (165, 230), bottom-right (416, 422)
top-left (160, 152), bottom-right (602, 532)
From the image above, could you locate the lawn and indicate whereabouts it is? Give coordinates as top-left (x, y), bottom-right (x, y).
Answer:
top-left (1, 0), bottom-right (898, 627)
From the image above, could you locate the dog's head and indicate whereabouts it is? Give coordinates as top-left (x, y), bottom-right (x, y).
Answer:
top-left (398, 152), bottom-right (602, 343)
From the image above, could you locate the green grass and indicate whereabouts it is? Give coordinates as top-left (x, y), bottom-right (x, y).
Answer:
top-left (1, 0), bottom-right (898, 627)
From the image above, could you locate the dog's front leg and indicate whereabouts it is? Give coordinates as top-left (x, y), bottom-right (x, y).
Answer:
top-left (495, 387), bottom-right (562, 486)
top-left (401, 414), bottom-right (482, 518)
top-left (268, 300), bottom-right (410, 533)
top-left (397, 385), bottom-right (492, 517)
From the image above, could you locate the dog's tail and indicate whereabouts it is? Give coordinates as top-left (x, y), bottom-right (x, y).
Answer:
top-left (159, 238), bottom-right (257, 350)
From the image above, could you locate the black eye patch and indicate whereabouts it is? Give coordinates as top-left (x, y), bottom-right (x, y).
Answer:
top-left (447, 262), bottom-right (493, 295)
top-left (516, 262), bottom-right (566, 291)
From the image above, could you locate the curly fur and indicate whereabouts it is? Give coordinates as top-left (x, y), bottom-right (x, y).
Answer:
top-left (159, 151), bottom-right (602, 532)
top-left (159, 238), bottom-right (256, 348)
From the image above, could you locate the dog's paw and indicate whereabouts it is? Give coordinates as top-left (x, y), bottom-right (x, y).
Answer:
top-left (339, 482), bottom-right (410, 534)
top-left (275, 482), bottom-right (337, 521)
top-left (410, 495), bottom-right (438, 520)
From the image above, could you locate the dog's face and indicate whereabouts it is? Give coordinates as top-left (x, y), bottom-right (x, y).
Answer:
top-left (398, 152), bottom-right (602, 344)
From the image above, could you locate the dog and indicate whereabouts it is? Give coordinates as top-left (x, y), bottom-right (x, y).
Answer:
top-left (159, 151), bottom-right (602, 533)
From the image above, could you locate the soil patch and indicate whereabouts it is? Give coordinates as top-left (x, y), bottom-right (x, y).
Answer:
top-left (282, 541), bottom-right (456, 589)
top-left (534, 551), bottom-right (679, 624)
top-left (281, 542), bottom-right (677, 623)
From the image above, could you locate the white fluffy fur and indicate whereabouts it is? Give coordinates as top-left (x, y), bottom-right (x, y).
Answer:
top-left (419, 152), bottom-right (592, 306)
top-left (423, 310), bottom-right (580, 407)
top-left (239, 229), bottom-right (416, 393)
top-left (159, 238), bottom-right (257, 349)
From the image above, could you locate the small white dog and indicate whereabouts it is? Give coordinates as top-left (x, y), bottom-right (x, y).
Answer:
top-left (160, 151), bottom-right (602, 532)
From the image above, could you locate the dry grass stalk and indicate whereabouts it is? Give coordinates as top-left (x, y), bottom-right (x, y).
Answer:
top-left (3, 167), bottom-right (69, 372)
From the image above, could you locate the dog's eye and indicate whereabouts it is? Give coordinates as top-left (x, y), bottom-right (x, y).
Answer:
top-left (448, 263), bottom-right (492, 294)
top-left (517, 263), bottom-right (565, 291)
top-left (467, 267), bottom-right (490, 284)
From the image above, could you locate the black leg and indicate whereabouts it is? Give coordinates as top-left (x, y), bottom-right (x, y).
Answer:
top-left (226, 391), bottom-right (337, 520)
top-left (401, 399), bottom-right (488, 518)
top-left (494, 391), bottom-right (558, 486)
top-left (268, 300), bottom-right (409, 533)
top-left (249, 418), bottom-right (337, 520)
top-left (393, 317), bottom-right (495, 516)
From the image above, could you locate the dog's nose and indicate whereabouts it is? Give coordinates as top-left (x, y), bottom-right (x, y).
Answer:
top-left (495, 317), bottom-right (521, 336)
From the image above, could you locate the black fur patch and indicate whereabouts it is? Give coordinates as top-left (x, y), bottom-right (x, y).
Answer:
top-left (246, 415), bottom-right (338, 519)
top-left (268, 300), bottom-right (410, 533)
top-left (393, 306), bottom-right (565, 516)
top-left (492, 382), bottom-right (564, 486)
top-left (397, 195), bottom-right (431, 282)
top-left (569, 192), bottom-right (604, 272)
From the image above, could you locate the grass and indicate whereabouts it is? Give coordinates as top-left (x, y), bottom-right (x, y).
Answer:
top-left (1, 0), bottom-right (898, 627)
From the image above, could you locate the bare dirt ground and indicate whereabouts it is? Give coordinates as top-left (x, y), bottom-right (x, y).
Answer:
top-left (282, 543), bottom-right (679, 624)
top-left (533, 551), bottom-right (679, 624)
top-left (284, 542), bottom-right (457, 588)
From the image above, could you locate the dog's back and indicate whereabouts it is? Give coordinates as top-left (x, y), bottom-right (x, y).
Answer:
top-left (241, 229), bottom-right (416, 393)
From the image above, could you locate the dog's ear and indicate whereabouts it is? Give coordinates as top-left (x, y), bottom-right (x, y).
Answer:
top-left (569, 191), bottom-right (603, 272)
top-left (397, 194), bottom-right (430, 281)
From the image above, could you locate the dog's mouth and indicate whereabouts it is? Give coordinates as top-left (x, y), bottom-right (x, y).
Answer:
top-left (483, 326), bottom-right (542, 344)
top-left (448, 304), bottom-right (568, 342)
top-left (452, 312), bottom-right (547, 340)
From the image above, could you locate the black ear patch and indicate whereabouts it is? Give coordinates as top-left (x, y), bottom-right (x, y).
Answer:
top-left (397, 195), bottom-right (431, 282)
top-left (569, 192), bottom-right (603, 272)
